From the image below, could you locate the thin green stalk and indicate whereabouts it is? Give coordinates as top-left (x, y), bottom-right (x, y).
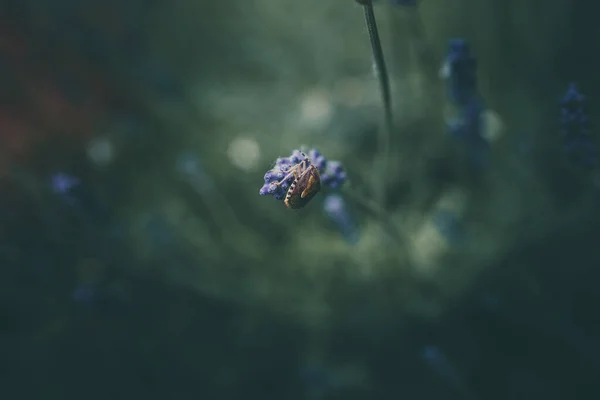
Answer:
top-left (359, 1), bottom-right (393, 208)
top-left (341, 184), bottom-right (404, 245)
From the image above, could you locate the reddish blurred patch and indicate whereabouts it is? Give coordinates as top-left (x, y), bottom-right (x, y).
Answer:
top-left (25, 73), bottom-right (106, 138)
top-left (0, 111), bottom-right (32, 155)
top-left (0, 18), bottom-right (114, 179)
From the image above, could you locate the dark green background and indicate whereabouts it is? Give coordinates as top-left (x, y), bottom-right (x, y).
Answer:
top-left (1, 0), bottom-right (600, 399)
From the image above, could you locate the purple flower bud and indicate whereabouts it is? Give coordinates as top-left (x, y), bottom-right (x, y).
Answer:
top-left (561, 83), bottom-right (585, 105)
top-left (444, 39), bottom-right (477, 106)
top-left (321, 160), bottom-right (347, 189)
top-left (73, 283), bottom-right (96, 304)
top-left (259, 185), bottom-right (270, 195)
top-left (264, 171), bottom-right (275, 182)
top-left (275, 157), bottom-right (292, 168)
top-left (51, 173), bottom-right (79, 194)
top-left (324, 194), bottom-right (358, 243)
top-left (290, 150), bottom-right (304, 163)
top-left (324, 194), bottom-right (345, 219)
top-left (307, 148), bottom-right (322, 160)
top-left (327, 161), bottom-right (343, 173)
top-left (313, 157), bottom-right (327, 171)
top-left (280, 180), bottom-right (291, 192)
top-left (560, 83), bottom-right (596, 168)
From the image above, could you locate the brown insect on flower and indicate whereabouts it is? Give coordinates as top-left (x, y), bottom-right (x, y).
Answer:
top-left (272, 153), bottom-right (321, 209)
top-left (260, 148), bottom-right (346, 209)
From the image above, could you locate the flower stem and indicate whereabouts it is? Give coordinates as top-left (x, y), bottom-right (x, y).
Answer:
top-left (360, 1), bottom-right (393, 208)
top-left (341, 184), bottom-right (404, 245)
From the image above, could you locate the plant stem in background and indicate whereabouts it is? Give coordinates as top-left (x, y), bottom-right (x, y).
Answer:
top-left (341, 184), bottom-right (404, 245)
top-left (358, 0), bottom-right (393, 208)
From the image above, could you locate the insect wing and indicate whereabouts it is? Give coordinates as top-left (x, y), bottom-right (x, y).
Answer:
top-left (301, 168), bottom-right (321, 199)
top-left (284, 166), bottom-right (321, 209)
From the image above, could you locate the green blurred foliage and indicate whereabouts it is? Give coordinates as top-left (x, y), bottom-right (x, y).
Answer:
top-left (122, 0), bottom-right (599, 325)
top-left (3, 0), bottom-right (600, 398)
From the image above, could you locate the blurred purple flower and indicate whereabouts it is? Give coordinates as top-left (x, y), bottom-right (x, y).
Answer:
top-left (560, 83), bottom-right (596, 168)
top-left (320, 160), bottom-right (347, 189)
top-left (51, 172), bottom-right (79, 194)
top-left (442, 40), bottom-right (489, 169)
top-left (443, 39), bottom-right (477, 106)
top-left (72, 283), bottom-right (96, 304)
top-left (324, 194), bottom-right (359, 244)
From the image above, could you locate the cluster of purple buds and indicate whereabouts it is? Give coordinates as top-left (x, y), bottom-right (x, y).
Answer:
top-left (320, 160), bottom-right (346, 189)
top-left (560, 83), bottom-right (596, 168)
top-left (259, 148), bottom-right (347, 209)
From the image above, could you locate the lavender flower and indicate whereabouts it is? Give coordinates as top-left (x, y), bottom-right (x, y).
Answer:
top-left (321, 161), bottom-right (347, 189)
top-left (442, 39), bottom-right (489, 168)
top-left (560, 83), bottom-right (596, 168)
top-left (72, 283), bottom-right (96, 304)
top-left (51, 172), bottom-right (79, 194)
top-left (259, 158), bottom-right (295, 201)
top-left (442, 39), bottom-right (477, 106)
top-left (50, 172), bottom-right (81, 206)
top-left (323, 194), bottom-right (359, 244)
top-left (259, 148), bottom-right (347, 204)
top-left (306, 148), bottom-right (327, 171)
